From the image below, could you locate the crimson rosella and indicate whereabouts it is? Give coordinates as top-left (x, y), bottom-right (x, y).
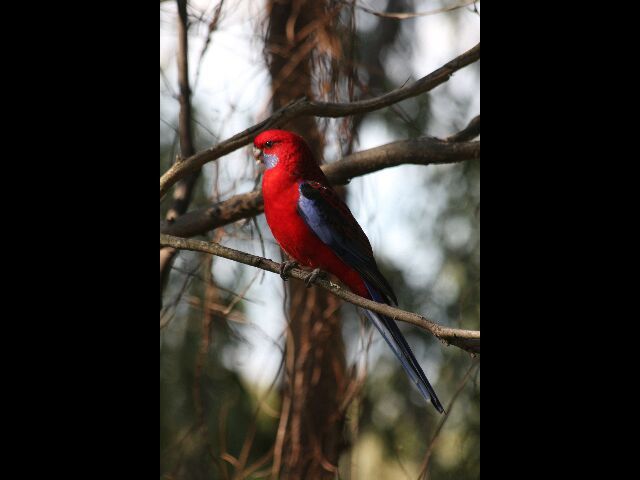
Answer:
top-left (253, 129), bottom-right (444, 413)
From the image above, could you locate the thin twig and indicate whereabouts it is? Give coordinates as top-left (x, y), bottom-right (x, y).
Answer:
top-left (194, 0), bottom-right (225, 88)
top-left (418, 359), bottom-right (480, 479)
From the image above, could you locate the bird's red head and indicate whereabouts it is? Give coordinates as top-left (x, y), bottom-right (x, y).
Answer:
top-left (253, 129), bottom-right (318, 176)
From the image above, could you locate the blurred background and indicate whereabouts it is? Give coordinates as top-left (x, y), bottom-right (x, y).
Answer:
top-left (160, 0), bottom-right (479, 478)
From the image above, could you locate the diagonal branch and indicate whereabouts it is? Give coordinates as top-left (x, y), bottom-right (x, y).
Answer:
top-left (161, 133), bottom-right (479, 238)
top-left (446, 115), bottom-right (480, 143)
top-left (160, 42), bottom-right (480, 199)
top-left (160, 234), bottom-right (480, 354)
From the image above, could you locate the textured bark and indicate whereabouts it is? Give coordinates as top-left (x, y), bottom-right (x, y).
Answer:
top-left (267, 1), bottom-right (347, 478)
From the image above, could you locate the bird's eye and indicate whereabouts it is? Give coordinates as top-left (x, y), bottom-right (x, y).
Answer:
top-left (265, 140), bottom-right (273, 148)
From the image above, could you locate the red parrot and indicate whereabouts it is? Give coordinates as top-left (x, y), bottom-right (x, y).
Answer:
top-left (253, 129), bottom-right (444, 413)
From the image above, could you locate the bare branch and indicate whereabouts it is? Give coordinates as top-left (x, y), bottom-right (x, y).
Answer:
top-left (161, 136), bottom-right (479, 238)
top-left (322, 136), bottom-right (479, 185)
top-left (160, 42), bottom-right (480, 199)
top-left (445, 115), bottom-right (480, 142)
top-left (194, 0), bottom-right (225, 87)
top-left (159, 234), bottom-right (480, 354)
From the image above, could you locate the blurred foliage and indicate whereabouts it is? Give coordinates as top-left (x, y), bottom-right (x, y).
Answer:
top-left (341, 4), bottom-right (479, 476)
top-left (160, 1), bottom-right (479, 478)
top-left (160, 312), bottom-right (278, 479)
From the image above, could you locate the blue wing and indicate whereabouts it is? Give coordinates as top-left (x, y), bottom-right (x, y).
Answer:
top-left (296, 180), bottom-right (397, 305)
top-left (297, 181), bottom-right (444, 412)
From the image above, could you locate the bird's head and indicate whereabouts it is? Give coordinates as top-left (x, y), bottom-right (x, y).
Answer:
top-left (253, 129), bottom-right (315, 174)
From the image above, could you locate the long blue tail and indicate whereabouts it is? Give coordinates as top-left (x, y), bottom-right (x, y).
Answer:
top-left (362, 283), bottom-right (445, 413)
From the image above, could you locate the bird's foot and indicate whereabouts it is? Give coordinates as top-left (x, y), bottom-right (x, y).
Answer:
top-left (304, 268), bottom-right (326, 288)
top-left (279, 260), bottom-right (299, 281)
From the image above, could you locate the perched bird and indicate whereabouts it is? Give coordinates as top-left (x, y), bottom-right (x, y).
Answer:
top-left (254, 129), bottom-right (444, 413)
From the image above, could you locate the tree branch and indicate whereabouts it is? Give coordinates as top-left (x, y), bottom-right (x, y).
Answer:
top-left (159, 234), bottom-right (480, 354)
top-left (445, 115), bottom-right (480, 143)
top-left (322, 135), bottom-right (479, 185)
top-left (161, 135), bottom-right (479, 238)
top-left (159, 42), bottom-right (480, 199)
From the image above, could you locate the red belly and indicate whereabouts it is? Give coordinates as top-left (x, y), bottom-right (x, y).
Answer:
top-left (263, 181), bottom-right (369, 298)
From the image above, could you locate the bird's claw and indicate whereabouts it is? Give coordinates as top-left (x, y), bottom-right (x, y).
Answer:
top-left (280, 260), bottom-right (298, 281)
top-left (304, 268), bottom-right (326, 288)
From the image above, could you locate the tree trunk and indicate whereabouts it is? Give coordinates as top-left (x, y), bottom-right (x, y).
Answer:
top-left (266, 1), bottom-right (348, 478)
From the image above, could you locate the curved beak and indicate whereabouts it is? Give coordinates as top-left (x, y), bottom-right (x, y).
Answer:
top-left (253, 147), bottom-right (262, 164)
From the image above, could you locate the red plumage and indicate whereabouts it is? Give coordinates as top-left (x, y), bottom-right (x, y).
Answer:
top-left (255, 129), bottom-right (369, 298)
